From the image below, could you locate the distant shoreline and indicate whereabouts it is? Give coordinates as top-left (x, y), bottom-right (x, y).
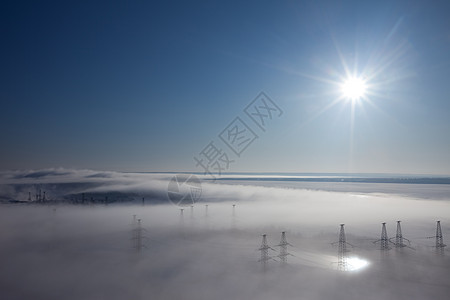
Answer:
top-left (212, 176), bottom-right (450, 185)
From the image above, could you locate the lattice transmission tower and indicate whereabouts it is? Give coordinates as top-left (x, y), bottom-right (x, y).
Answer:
top-left (131, 217), bottom-right (146, 253)
top-left (391, 221), bottom-right (411, 249)
top-left (435, 220), bottom-right (446, 255)
top-left (131, 215), bottom-right (138, 246)
top-left (374, 222), bottom-right (391, 251)
top-left (189, 205), bottom-right (195, 227)
top-left (231, 204), bottom-right (236, 231)
top-left (332, 224), bottom-right (352, 271)
top-left (202, 204), bottom-right (210, 229)
top-left (258, 234), bottom-right (275, 271)
top-left (179, 208), bottom-right (185, 231)
top-left (276, 231), bottom-right (293, 265)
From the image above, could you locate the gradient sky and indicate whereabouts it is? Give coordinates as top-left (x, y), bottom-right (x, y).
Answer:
top-left (1, 0), bottom-right (450, 174)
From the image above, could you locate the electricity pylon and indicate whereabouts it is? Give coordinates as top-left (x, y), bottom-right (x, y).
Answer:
top-left (190, 205), bottom-right (195, 227)
top-left (179, 208), bottom-right (185, 227)
top-left (435, 221), bottom-right (446, 255)
top-left (131, 215), bottom-right (138, 247)
top-left (276, 231), bottom-right (293, 265)
top-left (231, 204), bottom-right (236, 231)
top-left (332, 224), bottom-right (352, 271)
top-left (374, 222), bottom-right (391, 251)
top-left (258, 234), bottom-right (275, 271)
top-left (390, 221), bottom-right (411, 249)
top-left (203, 204), bottom-right (209, 229)
top-left (132, 218), bottom-right (145, 253)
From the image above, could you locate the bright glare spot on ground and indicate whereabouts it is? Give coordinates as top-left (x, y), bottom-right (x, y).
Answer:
top-left (347, 257), bottom-right (370, 271)
top-left (341, 77), bottom-right (367, 100)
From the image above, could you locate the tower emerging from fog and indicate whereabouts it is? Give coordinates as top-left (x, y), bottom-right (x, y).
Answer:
top-left (231, 204), bottom-right (236, 230)
top-left (276, 231), bottom-right (292, 265)
top-left (189, 205), bottom-right (195, 227)
top-left (392, 221), bottom-right (411, 249)
top-left (132, 219), bottom-right (144, 253)
top-left (374, 223), bottom-right (391, 251)
top-left (203, 204), bottom-right (210, 229)
top-left (334, 224), bottom-right (351, 271)
top-left (258, 234), bottom-right (274, 271)
top-left (179, 208), bottom-right (185, 227)
top-left (131, 215), bottom-right (137, 249)
top-left (435, 221), bottom-right (446, 255)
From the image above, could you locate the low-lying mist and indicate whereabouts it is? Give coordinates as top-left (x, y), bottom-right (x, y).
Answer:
top-left (0, 169), bottom-right (449, 299)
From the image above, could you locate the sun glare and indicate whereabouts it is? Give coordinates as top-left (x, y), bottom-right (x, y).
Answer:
top-left (341, 77), bottom-right (367, 101)
top-left (346, 257), bottom-right (369, 271)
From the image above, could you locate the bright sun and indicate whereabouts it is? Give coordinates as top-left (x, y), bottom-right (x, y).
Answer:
top-left (341, 77), bottom-right (367, 101)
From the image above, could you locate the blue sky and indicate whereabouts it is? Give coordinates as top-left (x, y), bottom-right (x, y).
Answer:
top-left (1, 0), bottom-right (450, 174)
